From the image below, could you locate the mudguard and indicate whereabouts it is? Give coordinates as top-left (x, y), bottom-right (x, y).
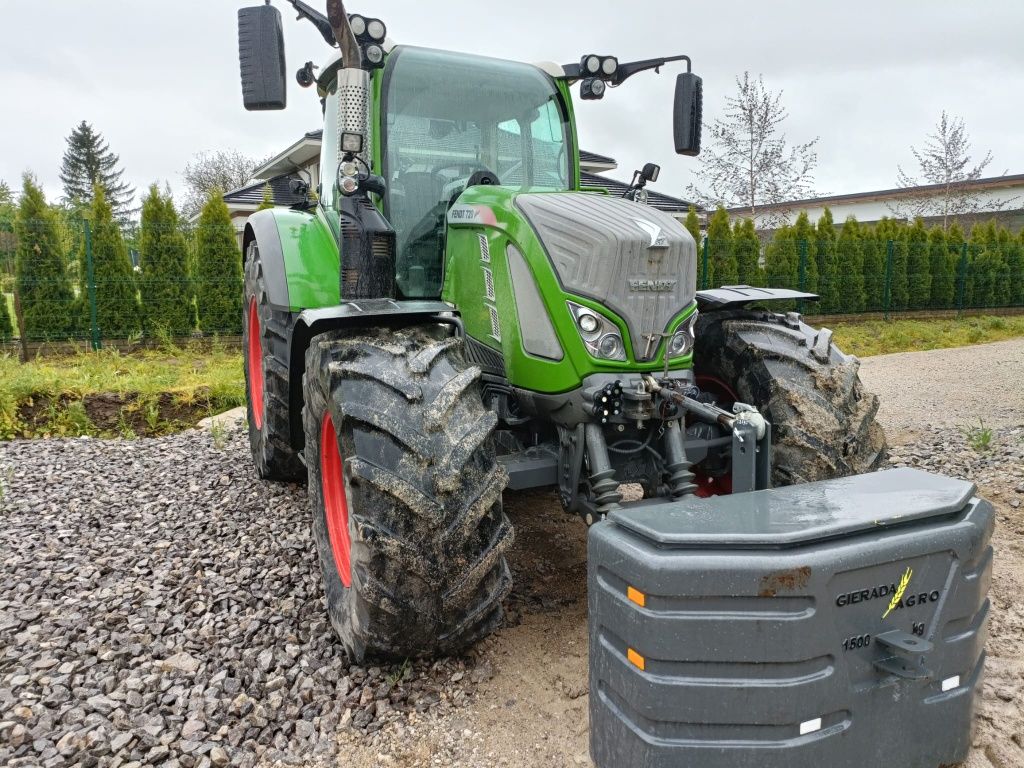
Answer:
top-left (243, 210), bottom-right (291, 308)
top-left (696, 285), bottom-right (819, 310)
top-left (589, 467), bottom-right (992, 768)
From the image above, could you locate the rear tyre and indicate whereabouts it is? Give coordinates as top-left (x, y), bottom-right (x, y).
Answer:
top-left (243, 241), bottom-right (304, 481)
top-left (303, 327), bottom-right (513, 660)
top-left (694, 309), bottom-right (886, 486)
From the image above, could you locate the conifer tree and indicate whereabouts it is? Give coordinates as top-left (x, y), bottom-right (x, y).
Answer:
top-left (815, 208), bottom-right (839, 313)
top-left (732, 218), bottom-right (762, 286)
top-left (764, 225), bottom-right (798, 291)
top-left (706, 206), bottom-right (737, 287)
top-left (139, 185), bottom-right (193, 337)
top-left (1009, 228), bottom-right (1024, 307)
top-left (994, 227), bottom-right (1014, 307)
top-left (946, 222), bottom-right (966, 306)
top-left (967, 220), bottom-right (1000, 308)
top-left (194, 191), bottom-right (243, 334)
top-left (883, 219), bottom-right (910, 311)
top-left (684, 205), bottom-right (702, 246)
top-left (836, 216), bottom-right (865, 312)
top-left (791, 211), bottom-right (819, 293)
top-left (927, 226), bottom-right (955, 309)
top-left (860, 225), bottom-right (886, 311)
top-left (59, 121), bottom-right (135, 220)
top-left (14, 176), bottom-right (76, 340)
top-left (86, 186), bottom-right (140, 338)
top-left (906, 218), bottom-right (931, 309)
top-left (257, 183), bottom-right (275, 211)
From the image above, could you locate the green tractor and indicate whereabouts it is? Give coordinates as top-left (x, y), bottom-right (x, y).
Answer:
top-left (237, 0), bottom-right (885, 661)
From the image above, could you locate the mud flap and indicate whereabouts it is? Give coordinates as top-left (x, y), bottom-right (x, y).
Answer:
top-left (588, 468), bottom-right (993, 768)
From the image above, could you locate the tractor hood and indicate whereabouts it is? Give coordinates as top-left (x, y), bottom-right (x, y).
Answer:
top-left (515, 192), bottom-right (697, 360)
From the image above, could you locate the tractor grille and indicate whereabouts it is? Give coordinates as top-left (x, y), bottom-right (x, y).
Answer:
top-left (516, 193), bottom-right (697, 360)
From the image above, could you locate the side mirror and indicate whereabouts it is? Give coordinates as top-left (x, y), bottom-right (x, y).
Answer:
top-left (641, 163), bottom-right (661, 183)
top-left (673, 72), bottom-right (702, 156)
top-left (238, 5), bottom-right (287, 111)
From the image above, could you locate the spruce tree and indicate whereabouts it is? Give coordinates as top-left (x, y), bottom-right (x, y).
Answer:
top-left (706, 206), bottom-right (737, 287)
top-left (836, 217), bottom-right (865, 312)
top-left (815, 209), bottom-right (839, 313)
top-left (764, 225), bottom-right (798, 291)
top-left (139, 185), bottom-right (193, 337)
top-left (86, 186), bottom-right (140, 338)
top-left (791, 211), bottom-right (819, 293)
top-left (732, 218), bottom-right (762, 286)
top-left (14, 176), bottom-right (76, 340)
top-left (257, 183), bottom-right (275, 211)
top-left (195, 191), bottom-right (243, 334)
top-left (927, 225), bottom-right (955, 309)
top-left (59, 121), bottom-right (135, 220)
top-left (860, 225), bottom-right (886, 311)
top-left (906, 218), bottom-right (931, 309)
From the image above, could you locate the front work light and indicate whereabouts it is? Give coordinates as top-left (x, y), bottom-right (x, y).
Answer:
top-left (341, 132), bottom-right (364, 154)
top-left (568, 301), bottom-right (627, 361)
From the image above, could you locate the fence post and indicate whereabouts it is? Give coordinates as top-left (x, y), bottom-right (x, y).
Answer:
top-left (883, 239), bottom-right (894, 320)
top-left (955, 242), bottom-right (968, 316)
top-left (84, 220), bottom-right (101, 351)
top-left (701, 237), bottom-right (710, 290)
top-left (797, 240), bottom-right (808, 314)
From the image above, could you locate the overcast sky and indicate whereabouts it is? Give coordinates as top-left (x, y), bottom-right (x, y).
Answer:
top-left (2, 1), bottom-right (1023, 209)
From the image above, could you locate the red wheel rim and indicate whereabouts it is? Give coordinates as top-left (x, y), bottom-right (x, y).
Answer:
top-left (247, 297), bottom-right (265, 430)
top-left (320, 414), bottom-right (352, 588)
top-left (692, 374), bottom-right (740, 497)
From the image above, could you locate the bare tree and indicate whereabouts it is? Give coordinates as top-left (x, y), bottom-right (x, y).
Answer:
top-left (686, 72), bottom-right (819, 228)
top-left (180, 150), bottom-right (269, 219)
top-left (890, 112), bottom-right (1013, 228)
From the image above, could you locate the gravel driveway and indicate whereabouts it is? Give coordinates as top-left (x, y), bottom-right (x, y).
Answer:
top-left (2, 339), bottom-right (1023, 768)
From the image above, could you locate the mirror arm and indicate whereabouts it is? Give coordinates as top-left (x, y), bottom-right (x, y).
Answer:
top-left (558, 54), bottom-right (692, 84)
top-left (284, 0), bottom-right (336, 46)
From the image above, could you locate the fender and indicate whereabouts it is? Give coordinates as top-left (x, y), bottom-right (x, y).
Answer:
top-left (243, 210), bottom-right (291, 308)
top-left (696, 285), bottom-right (819, 311)
top-left (285, 299), bottom-right (459, 449)
top-left (242, 207), bottom-right (340, 311)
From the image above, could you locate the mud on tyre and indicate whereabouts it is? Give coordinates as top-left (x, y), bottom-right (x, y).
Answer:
top-left (694, 309), bottom-right (886, 486)
top-left (243, 241), bottom-right (304, 481)
top-left (303, 327), bottom-right (513, 660)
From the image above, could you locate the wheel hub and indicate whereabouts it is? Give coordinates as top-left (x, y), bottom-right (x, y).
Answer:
top-left (247, 297), bottom-right (265, 430)
top-left (320, 414), bottom-right (352, 588)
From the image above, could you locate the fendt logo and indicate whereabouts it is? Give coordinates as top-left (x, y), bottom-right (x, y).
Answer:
top-left (628, 279), bottom-right (677, 292)
top-left (834, 566), bottom-right (941, 618)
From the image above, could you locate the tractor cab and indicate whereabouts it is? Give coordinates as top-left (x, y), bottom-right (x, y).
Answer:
top-left (378, 46), bottom-right (574, 298)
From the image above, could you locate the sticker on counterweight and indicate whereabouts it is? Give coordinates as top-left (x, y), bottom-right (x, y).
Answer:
top-left (834, 566), bottom-right (941, 617)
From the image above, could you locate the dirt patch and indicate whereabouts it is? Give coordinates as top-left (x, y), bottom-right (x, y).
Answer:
top-left (758, 565), bottom-right (812, 597)
top-left (15, 390), bottom-right (219, 437)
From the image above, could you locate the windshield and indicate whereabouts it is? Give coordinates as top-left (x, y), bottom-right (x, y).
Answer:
top-left (381, 46), bottom-right (571, 298)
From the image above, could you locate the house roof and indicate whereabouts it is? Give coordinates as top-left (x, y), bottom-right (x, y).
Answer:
top-left (726, 173), bottom-right (1024, 214)
top-left (579, 150), bottom-right (616, 170)
top-left (580, 171), bottom-right (692, 213)
top-left (223, 174), bottom-right (307, 207)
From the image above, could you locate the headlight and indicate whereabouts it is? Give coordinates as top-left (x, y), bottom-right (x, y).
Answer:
top-left (667, 309), bottom-right (698, 359)
top-left (567, 301), bottom-right (627, 361)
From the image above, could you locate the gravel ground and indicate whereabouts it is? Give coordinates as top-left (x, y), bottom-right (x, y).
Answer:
top-left (0, 430), bottom-right (483, 768)
top-left (859, 337), bottom-right (1024, 434)
top-left (1, 339), bottom-right (1022, 768)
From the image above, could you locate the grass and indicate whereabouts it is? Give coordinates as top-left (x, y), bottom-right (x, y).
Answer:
top-left (960, 419), bottom-right (994, 453)
top-left (0, 341), bottom-right (244, 439)
top-left (828, 315), bottom-right (1024, 358)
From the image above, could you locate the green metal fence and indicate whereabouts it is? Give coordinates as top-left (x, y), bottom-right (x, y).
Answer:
top-left (697, 232), bottom-right (1024, 318)
top-left (0, 218), bottom-right (243, 349)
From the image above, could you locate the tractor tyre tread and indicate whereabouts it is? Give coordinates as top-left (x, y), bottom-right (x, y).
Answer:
top-left (694, 309), bottom-right (886, 485)
top-left (243, 244), bottom-right (304, 481)
top-left (303, 327), bottom-right (513, 661)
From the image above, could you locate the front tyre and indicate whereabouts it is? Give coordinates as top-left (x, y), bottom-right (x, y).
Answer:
top-left (694, 309), bottom-right (886, 486)
top-left (303, 328), bottom-right (513, 660)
